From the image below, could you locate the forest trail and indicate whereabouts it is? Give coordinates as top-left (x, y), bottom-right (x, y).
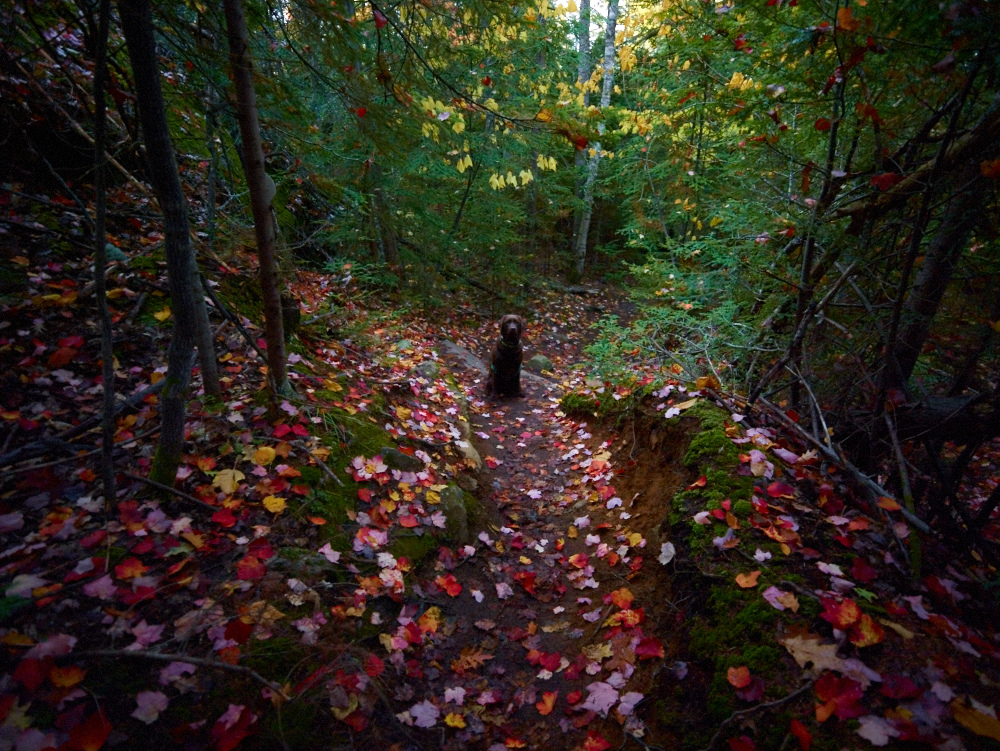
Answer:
top-left (359, 287), bottom-right (675, 750)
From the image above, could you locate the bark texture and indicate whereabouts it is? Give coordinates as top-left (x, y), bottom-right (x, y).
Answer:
top-left (222, 0), bottom-right (289, 395)
top-left (119, 0), bottom-right (216, 484)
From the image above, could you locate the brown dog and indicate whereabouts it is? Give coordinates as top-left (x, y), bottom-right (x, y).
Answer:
top-left (485, 314), bottom-right (525, 398)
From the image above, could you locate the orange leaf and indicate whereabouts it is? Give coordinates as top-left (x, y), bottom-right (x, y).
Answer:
top-left (611, 587), bottom-right (634, 609)
top-left (877, 496), bottom-right (901, 511)
top-left (67, 709), bottom-right (111, 751)
top-left (536, 690), bottom-right (558, 715)
top-left (687, 475), bottom-right (707, 489)
top-left (727, 665), bottom-right (752, 688)
top-left (836, 6), bottom-right (860, 31)
top-left (50, 664), bottom-right (86, 688)
top-left (114, 557), bottom-right (149, 579)
top-left (735, 570), bottom-right (761, 588)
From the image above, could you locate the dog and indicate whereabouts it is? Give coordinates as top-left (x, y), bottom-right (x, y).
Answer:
top-left (485, 314), bottom-right (525, 398)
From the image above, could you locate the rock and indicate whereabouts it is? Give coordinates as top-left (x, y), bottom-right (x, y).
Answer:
top-left (455, 439), bottom-right (482, 470)
top-left (395, 339), bottom-right (412, 351)
top-left (456, 474), bottom-right (478, 492)
top-left (440, 485), bottom-right (469, 545)
top-left (525, 355), bottom-right (553, 373)
top-left (380, 447), bottom-right (425, 472)
top-left (414, 360), bottom-right (441, 379)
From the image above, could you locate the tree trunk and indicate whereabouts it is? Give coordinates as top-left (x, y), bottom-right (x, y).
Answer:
top-left (93, 0), bottom-right (116, 504)
top-left (222, 0), bottom-right (289, 395)
top-left (571, 0), bottom-right (591, 255)
top-left (573, 0), bottom-right (617, 282)
top-left (119, 0), bottom-right (216, 484)
top-left (891, 159), bottom-right (989, 384)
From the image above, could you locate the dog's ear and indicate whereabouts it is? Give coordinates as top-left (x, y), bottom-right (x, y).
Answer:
top-left (516, 316), bottom-right (525, 334)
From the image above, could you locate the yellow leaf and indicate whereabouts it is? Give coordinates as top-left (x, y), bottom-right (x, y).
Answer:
top-left (444, 712), bottom-right (466, 728)
top-left (952, 698), bottom-right (1000, 742)
top-left (153, 307), bottom-right (172, 322)
top-left (263, 495), bottom-right (287, 514)
top-left (254, 446), bottom-right (276, 466)
top-left (991, 320), bottom-right (1000, 333)
top-left (213, 468), bottom-right (245, 494)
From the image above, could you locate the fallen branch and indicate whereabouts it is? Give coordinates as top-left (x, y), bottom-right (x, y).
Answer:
top-left (61, 650), bottom-right (290, 700)
top-left (290, 440), bottom-right (344, 487)
top-left (698, 680), bottom-right (815, 751)
top-left (756, 397), bottom-right (931, 534)
top-left (123, 472), bottom-right (217, 511)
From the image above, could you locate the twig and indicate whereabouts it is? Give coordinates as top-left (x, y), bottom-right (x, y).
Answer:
top-left (61, 650), bottom-right (290, 699)
top-left (200, 276), bottom-right (270, 365)
top-left (290, 440), bottom-right (344, 487)
top-left (755, 397), bottom-right (931, 534)
top-left (122, 472), bottom-right (217, 511)
top-left (7, 428), bottom-right (159, 475)
top-left (697, 680), bottom-right (815, 751)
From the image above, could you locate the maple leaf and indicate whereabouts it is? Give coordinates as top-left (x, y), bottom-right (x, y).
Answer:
top-left (444, 712), bottom-right (465, 728)
top-left (634, 636), bottom-right (664, 659)
top-left (870, 173), bottom-right (904, 191)
top-left (435, 574), bottom-right (462, 596)
top-left (132, 691), bottom-right (169, 724)
top-left (213, 469), bottom-right (245, 494)
top-left (580, 682), bottom-right (619, 716)
top-left (67, 709), bottom-right (112, 751)
top-left (536, 690), bottom-right (557, 715)
top-left (114, 557), bottom-right (149, 580)
top-left (253, 446), bottom-right (276, 465)
top-left (856, 715), bottom-right (900, 746)
top-left (210, 704), bottom-right (255, 751)
top-left (778, 628), bottom-right (845, 674)
top-left (819, 597), bottom-right (861, 629)
top-left (951, 698), bottom-right (1000, 742)
top-left (236, 555), bottom-right (266, 580)
top-left (814, 672), bottom-right (865, 722)
top-left (736, 570), bottom-right (761, 588)
top-left (259, 495), bottom-right (285, 514)
top-left (847, 613), bottom-right (885, 648)
top-left (584, 730), bottom-right (611, 751)
top-left (836, 6), bottom-right (861, 31)
top-left (49, 664), bottom-right (86, 688)
top-left (611, 587), bottom-right (634, 609)
top-left (409, 700), bottom-right (439, 728)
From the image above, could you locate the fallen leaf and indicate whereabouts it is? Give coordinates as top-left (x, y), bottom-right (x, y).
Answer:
top-left (736, 571), bottom-right (761, 588)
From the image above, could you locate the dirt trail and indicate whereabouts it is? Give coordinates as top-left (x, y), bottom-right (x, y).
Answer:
top-left (368, 292), bottom-right (680, 750)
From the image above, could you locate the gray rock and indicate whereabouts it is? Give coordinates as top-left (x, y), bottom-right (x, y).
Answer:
top-left (440, 485), bottom-right (469, 545)
top-left (456, 474), bottom-right (478, 492)
top-left (454, 439), bottom-right (482, 470)
top-left (414, 360), bottom-right (441, 379)
top-left (380, 447), bottom-right (425, 472)
top-left (525, 355), bottom-right (553, 373)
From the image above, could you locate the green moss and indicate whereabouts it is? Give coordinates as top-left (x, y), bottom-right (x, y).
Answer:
top-left (560, 392), bottom-right (600, 416)
top-left (390, 533), bottom-right (437, 567)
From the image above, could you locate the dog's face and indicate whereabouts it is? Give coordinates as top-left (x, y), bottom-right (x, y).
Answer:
top-left (499, 314), bottom-right (524, 345)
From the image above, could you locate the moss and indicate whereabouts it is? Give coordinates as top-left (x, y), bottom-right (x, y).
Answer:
top-left (560, 392), bottom-right (600, 416)
top-left (390, 533), bottom-right (437, 567)
top-left (242, 636), bottom-right (309, 683)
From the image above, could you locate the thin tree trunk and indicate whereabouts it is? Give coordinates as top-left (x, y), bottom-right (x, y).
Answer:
top-left (571, 0), bottom-right (591, 253)
top-left (222, 0), bottom-right (289, 395)
top-left (93, 0), bottom-right (116, 505)
top-left (573, 0), bottom-right (617, 282)
top-left (120, 0), bottom-right (213, 484)
top-left (892, 160), bottom-right (989, 384)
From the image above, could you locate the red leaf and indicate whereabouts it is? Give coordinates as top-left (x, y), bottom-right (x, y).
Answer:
top-left (880, 674), bottom-right (921, 699)
top-left (819, 597), bottom-right (861, 629)
top-left (736, 676), bottom-right (765, 702)
top-left (727, 737), bottom-right (758, 751)
top-left (688, 475), bottom-right (707, 489)
top-left (358, 488), bottom-right (372, 502)
top-left (236, 555), bottom-right (266, 580)
top-left (114, 557), bottom-right (149, 579)
top-left (790, 719), bottom-right (812, 751)
top-left (47, 346), bottom-right (78, 368)
top-left (364, 654), bottom-right (385, 677)
top-left (399, 514), bottom-right (418, 528)
top-left (539, 652), bottom-right (562, 671)
top-left (373, 9), bottom-right (388, 28)
top-left (870, 173), bottom-right (904, 191)
top-left (356, 107), bottom-right (367, 118)
top-left (814, 117), bottom-right (832, 131)
top-left (67, 709), bottom-right (112, 751)
top-left (634, 636), bottom-right (664, 659)
top-left (248, 538), bottom-right (274, 560)
top-left (225, 618), bottom-right (254, 645)
top-left (850, 557), bottom-right (878, 583)
top-left (728, 666), bottom-right (752, 688)
top-left (584, 730), bottom-right (611, 751)
top-left (814, 672), bottom-right (865, 722)
top-left (13, 658), bottom-right (50, 692)
top-left (212, 508), bottom-right (237, 527)
top-left (767, 482), bottom-right (795, 499)
top-left (210, 705), bottom-right (255, 751)
top-left (435, 574), bottom-right (462, 597)
top-left (80, 530), bottom-right (108, 548)
top-left (567, 690), bottom-right (583, 704)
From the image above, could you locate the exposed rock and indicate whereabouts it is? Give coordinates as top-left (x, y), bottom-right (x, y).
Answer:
top-left (440, 485), bottom-right (470, 545)
top-left (380, 447), bottom-right (425, 472)
top-left (455, 439), bottom-right (482, 470)
top-left (456, 474), bottom-right (478, 492)
top-left (525, 355), bottom-right (553, 373)
top-left (414, 360), bottom-right (441, 379)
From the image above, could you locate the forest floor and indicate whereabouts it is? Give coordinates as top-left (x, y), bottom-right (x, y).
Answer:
top-left (1, 230), bottom-right (1000, 751)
